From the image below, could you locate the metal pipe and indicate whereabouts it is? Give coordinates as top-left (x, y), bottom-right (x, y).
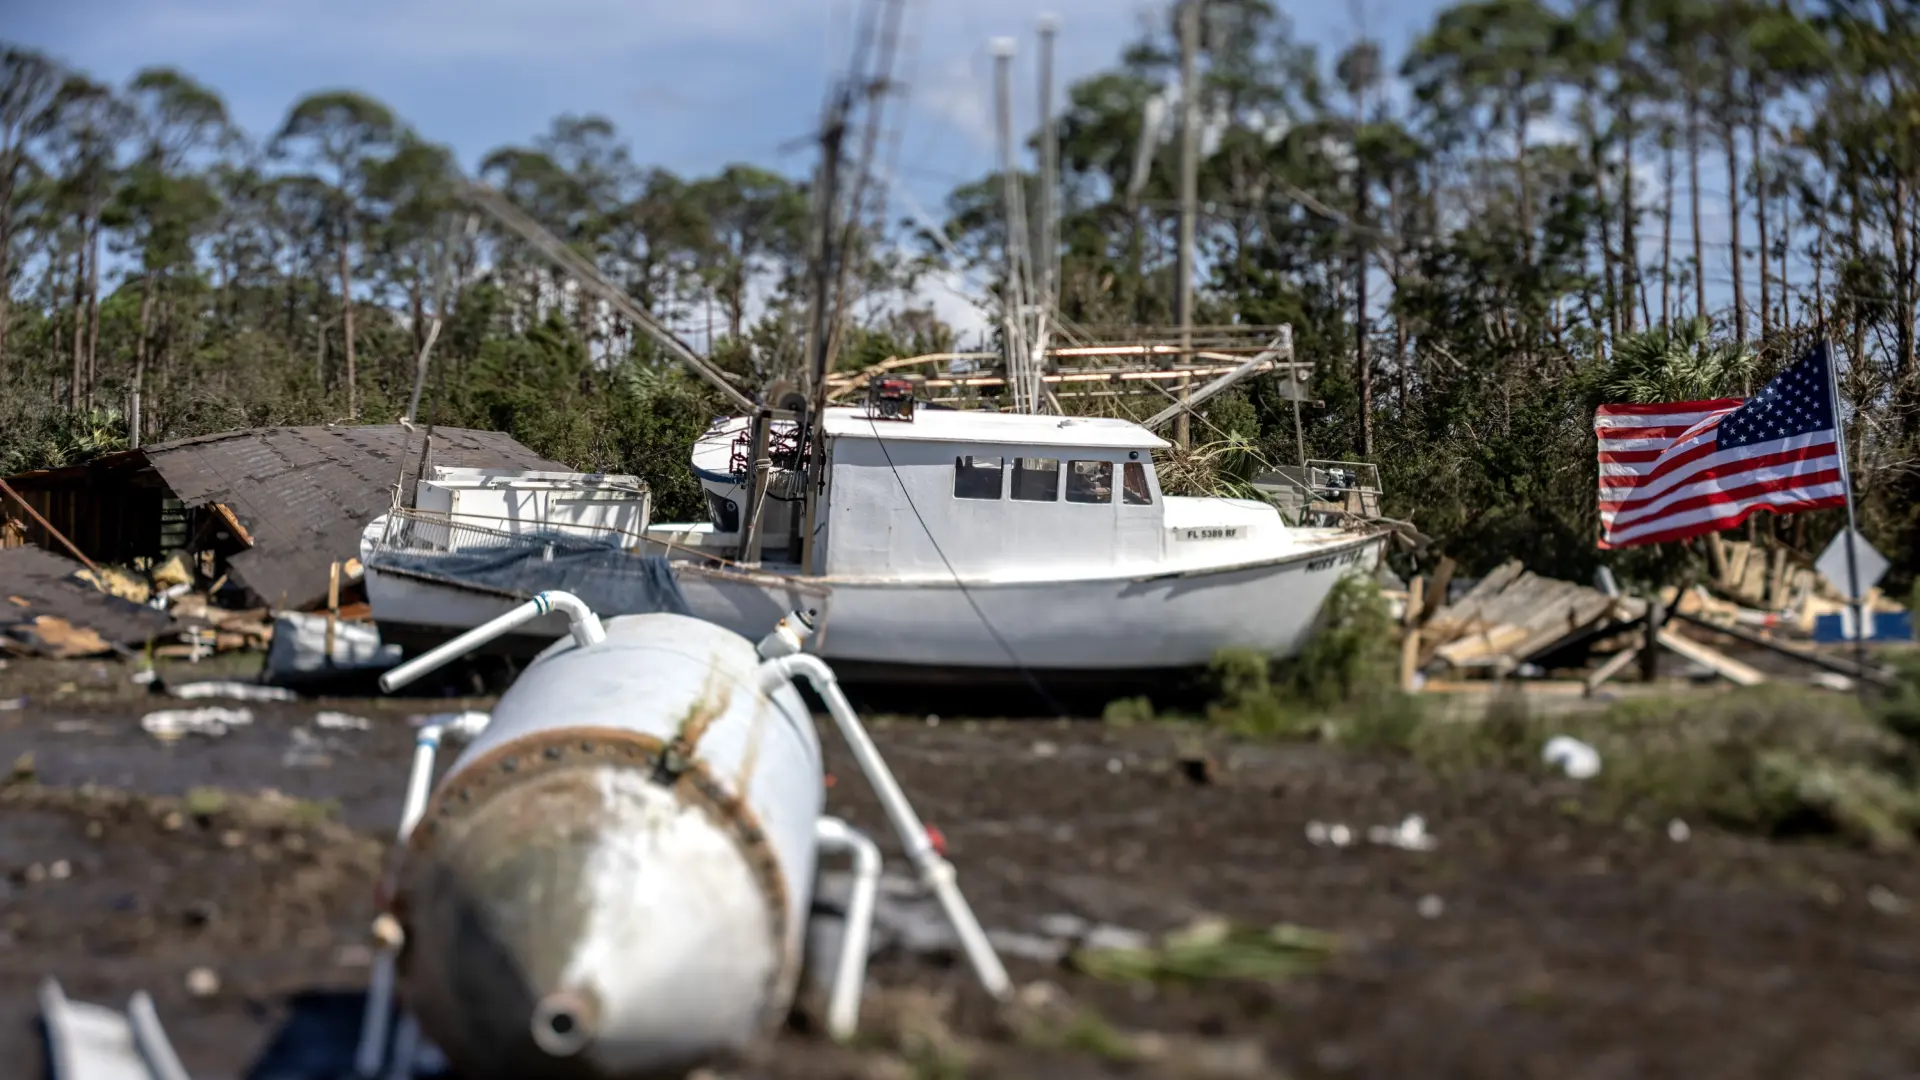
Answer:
top-left (813, 816), bottom-right (880, 1040)
top-left (379, 590), bottom-right (605, 693)
top-left (356, 711), bottom-right (491, 1078)
top-left (757, 652), bottom-right (1010, 999)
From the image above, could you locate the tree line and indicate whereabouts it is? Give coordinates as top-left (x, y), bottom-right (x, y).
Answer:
top-left (2, 0), bottom-right (1918, 596)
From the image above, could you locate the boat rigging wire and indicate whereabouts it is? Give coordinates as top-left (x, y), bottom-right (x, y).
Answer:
top-left (862, 418), bottom-right (1069, 716)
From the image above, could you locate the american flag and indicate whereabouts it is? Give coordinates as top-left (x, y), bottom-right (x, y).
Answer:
top-left (1596, 343), bottom-right (1848, 549)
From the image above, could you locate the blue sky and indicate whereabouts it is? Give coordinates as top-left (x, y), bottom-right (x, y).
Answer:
top-left (12, 0), bottom-right (1783, 347)
top-left (11, 0), bottom-right (1452, 208)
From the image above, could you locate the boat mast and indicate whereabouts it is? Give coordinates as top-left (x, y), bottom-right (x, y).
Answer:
top-left (796, 100), bottom-right (848, 575)
top-left (1033, 15), bottom-right (1061, 405)
top-left (992, 38), bottom-right (1039, 414)
top-left (1174, 0), bottom-right (1201, 451)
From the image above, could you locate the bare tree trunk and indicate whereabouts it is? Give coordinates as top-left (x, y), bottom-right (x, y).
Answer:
top-left (1724, 110), bottom-right (1745, 355)
top-left (1778, 194), bottom-right (1790, 329)
top-left (336, 225), bottom-right (358, 419)
top-left (1662, 137), bottom-right (1675, 328)
top-left (1752, 119), bottom-right (1770, 346)
top-left (1593, 119), bottom-right (1619, 346)
top-left (1355, 160), bottom-right (1372, 458)
top-left (1389, 171), bottom-right (1409, 410)
top-left (69, 242), bottom-right (86, 411)
top-left (1514, 107), bottom-right (1533, 262)
top-left (85, 217), bottom-right (101, 410)
top-left (0, 156), bottom-right (18, 369)
top-left (1895, 175), bottom-right (1914, 383)
top-left (1688, 93), bottom-right (1706, 322)
top-left (129, 273), bottom-right (155, 447)
top-left (1621, 102), bottom-right (1637, 334)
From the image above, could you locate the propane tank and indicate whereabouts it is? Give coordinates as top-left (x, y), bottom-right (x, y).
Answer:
top-left (391, 611), bottom-right (824, 1080)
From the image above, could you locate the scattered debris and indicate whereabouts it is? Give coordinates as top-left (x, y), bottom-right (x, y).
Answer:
top-left (1069, 915), bottom-right (1337, 984)
top-left (184, 967), bottom-right (220, 998)
top-left (0, 547), bottom-right (172, 657)
top-left (1867, 886), bottom-right (1909, 916)
top-left (282, 727), bottom-right (337, 769)
top-left (167, 680), bottom-right (298, 702)
top-left (1417, 560), bottom-right (1646, 676)
top-left (1417, 894), bottom-right (1446, 919)
top-left (314, 711), bottom-right (372, 731)
top-left (140, 707), bottom-right (254, 741)
top-left (1305, 821), bottom-right (1355, 847)
top-left (1668, 819), bottom-right (1692, 843)
top-left (1366, 814), bottom-right (1437, 852)
top-left (0, 696), bottom-right (23, 711)
top-left (262, 611), bottom-right (401, 687)
top-left (1542, 736), bottom-right (1602, 780)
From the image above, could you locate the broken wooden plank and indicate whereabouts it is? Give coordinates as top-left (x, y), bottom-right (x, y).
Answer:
top-left (1655, 626), bottom-right (1767, 686)
top-left (1585, 646), bottom-right (1641, 693)
top-left (1670, 609), bottom-right (1895, 689)
top-left (210, 502), bottom-right (253, 547)
top-left (1421, 556), bottom-right (1456, 625)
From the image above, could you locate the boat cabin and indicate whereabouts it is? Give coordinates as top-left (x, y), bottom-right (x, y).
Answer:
top-left (815, 407), bottom-right (1170, 578)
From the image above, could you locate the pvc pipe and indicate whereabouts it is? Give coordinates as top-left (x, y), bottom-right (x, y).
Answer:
top-left (813, 817), bottom-right (880, 1040)
top-left (759, 653), bottom-right (1011, 999)
top-left (127, 991), bottom-right (192, 1080)
top-left (356, 714), bottom-right (490, 1078)
top-left (379, 590), bottom-right (605, 693)
top-left (383, 1014), bottom-right (421, 1080)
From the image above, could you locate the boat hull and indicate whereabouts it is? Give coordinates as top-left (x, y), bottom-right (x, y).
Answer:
top-left (364, 532), bottom-right (1388, 682)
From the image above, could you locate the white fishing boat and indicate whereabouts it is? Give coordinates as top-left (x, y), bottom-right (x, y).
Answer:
top-left (361, 399), bottom-right (1392, 685)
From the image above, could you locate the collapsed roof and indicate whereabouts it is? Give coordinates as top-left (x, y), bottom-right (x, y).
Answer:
top-left (4, 425), bottom-right (565, 611)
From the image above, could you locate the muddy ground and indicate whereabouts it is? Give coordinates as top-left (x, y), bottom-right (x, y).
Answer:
top-left (3, 657), bottom-right (1919, 1080)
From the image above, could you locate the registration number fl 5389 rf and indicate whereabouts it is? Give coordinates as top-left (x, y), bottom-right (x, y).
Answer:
top-left (1180, 526), bottom-right (1242, 541)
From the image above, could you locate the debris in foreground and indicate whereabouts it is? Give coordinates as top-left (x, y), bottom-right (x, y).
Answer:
top-left (1068, 915), bottom-right (1338, 985)
top-left (140, 707), bottom-right (253, 741)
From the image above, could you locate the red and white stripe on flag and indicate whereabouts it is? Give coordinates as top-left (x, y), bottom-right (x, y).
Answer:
top-left (1595, 398), bottom-right (1847, 549)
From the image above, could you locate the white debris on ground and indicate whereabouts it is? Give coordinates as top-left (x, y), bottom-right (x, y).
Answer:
top-left (1306, 821), bottom-right (1355, 848)
top-left (314, 710), bottom-right (371, 731)
top-left (1668, 819), bottom-right (1692, 843)
top-left (1417, 894), bottom-right (1446, 918)
top-left (140, 707), bottom-right (253, 741)
top-left (167, 680), bottom-right (299, 702)
top-left (1309, 814), bottom-right (1436, 852)
top-left (1367, 814), bottom-right (1437, 852)
top-left (282, 727), bottom-right (338, 769)
top-left (1542, 735), bottom-right (1602, 779)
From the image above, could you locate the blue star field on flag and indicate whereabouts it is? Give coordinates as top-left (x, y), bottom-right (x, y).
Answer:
top-left (1716, 343), bottom-right (1837, 451)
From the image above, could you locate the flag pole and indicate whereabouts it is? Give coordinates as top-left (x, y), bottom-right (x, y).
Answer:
top-left (1822, 338), bottom-right (1870, 684)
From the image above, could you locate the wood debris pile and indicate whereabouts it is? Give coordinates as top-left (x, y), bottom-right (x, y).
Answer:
top-left (1389, 550), bottom-right (1904, 695)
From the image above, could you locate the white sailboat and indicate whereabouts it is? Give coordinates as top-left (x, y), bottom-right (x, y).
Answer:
top-left (360, 399), bottom-right (1390, 684)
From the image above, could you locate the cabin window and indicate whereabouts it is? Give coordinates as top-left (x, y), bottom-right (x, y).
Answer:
top-left (1122, 462), bottom-right (1153, 506)
top-left (953, 456), bottom-right (1004, 500)
top-left (1010, 457), bottom-right (1060, 501)
top-left (1065, 460), bottom-right (1114, 504)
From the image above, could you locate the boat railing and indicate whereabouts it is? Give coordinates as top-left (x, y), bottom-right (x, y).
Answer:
top-left (373, 507), bottom-right (833, 598)
top-left (1251, 461), bottom-right (1384, 526)
top-left (378, 506), bottom-right (652, 554)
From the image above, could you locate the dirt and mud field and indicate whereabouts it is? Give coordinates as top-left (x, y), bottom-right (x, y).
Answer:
top-left (4, 657), bottom-right (1920, 1079)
